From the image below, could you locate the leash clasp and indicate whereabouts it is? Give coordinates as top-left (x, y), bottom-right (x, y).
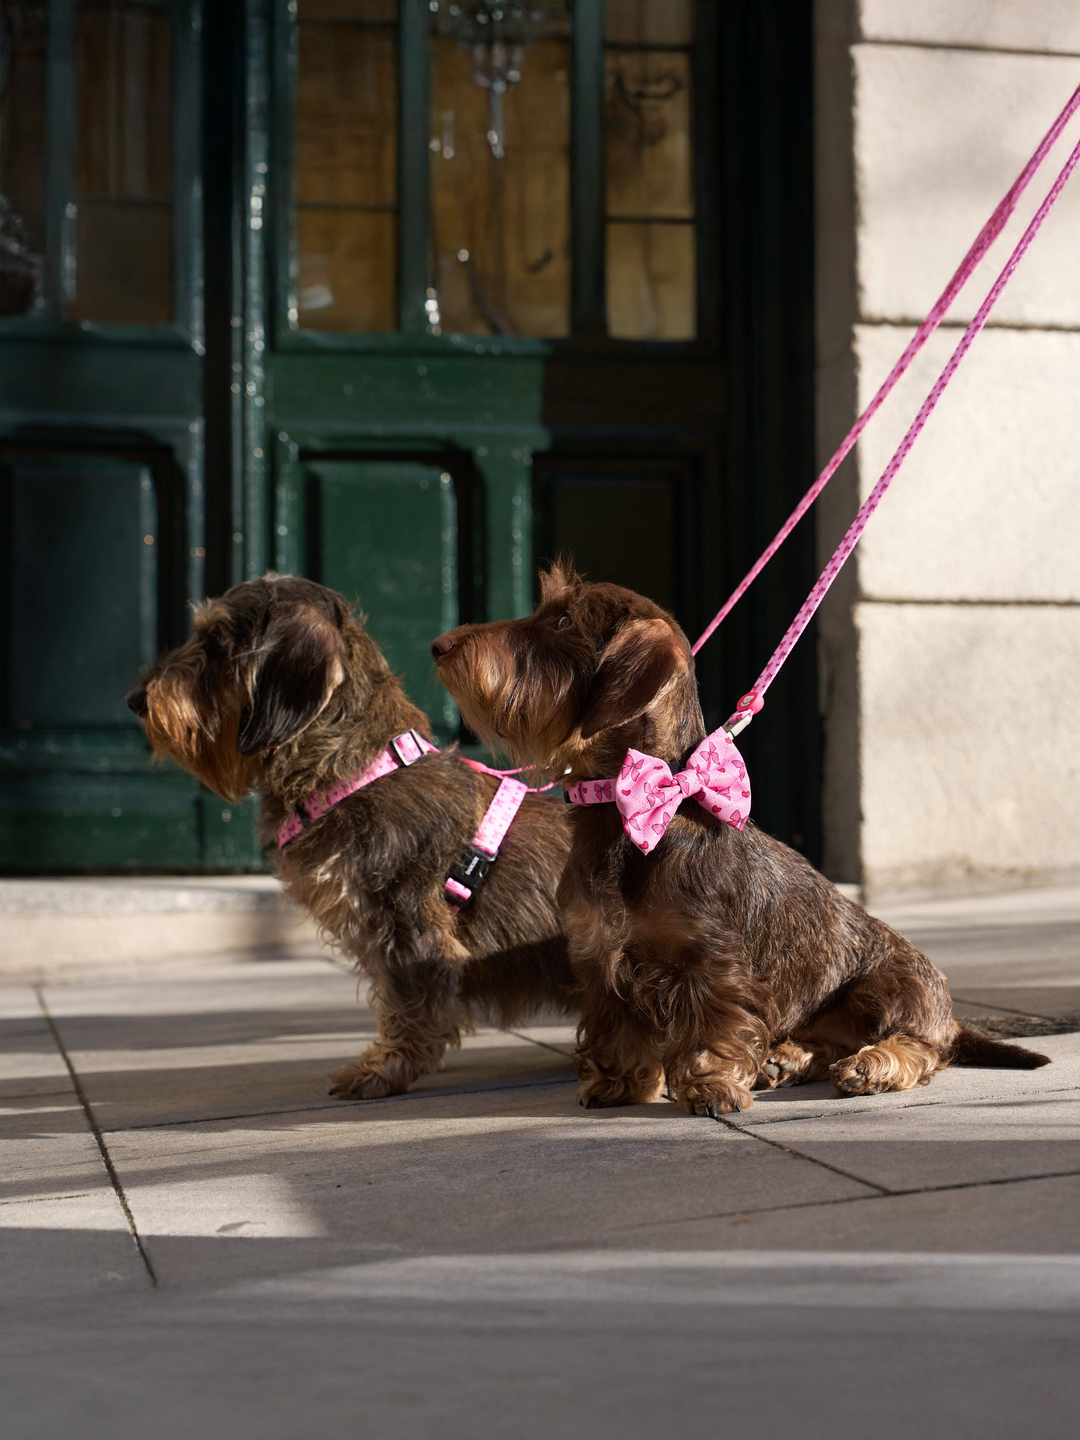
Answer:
top-left (724, 690), bottom-right (764, 739)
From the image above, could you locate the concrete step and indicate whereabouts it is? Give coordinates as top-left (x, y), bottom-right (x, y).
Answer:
top-left (0, 877), bottom-right (327, 978)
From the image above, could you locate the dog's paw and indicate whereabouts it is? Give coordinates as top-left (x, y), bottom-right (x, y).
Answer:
top-left (676, 1080), bottom-right (753, 1118)
top-left (328, 1061), bottom-right (403, 1101)
top-left (576, 1059), bottom-right (664, 1110)
top-left (752, 1041), bottom-right (818, 1090)
top-left (828, 1056), bottom-right (882, 1096)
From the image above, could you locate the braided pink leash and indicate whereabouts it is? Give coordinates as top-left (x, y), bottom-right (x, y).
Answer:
top-left (693, 80), bottom-right (1080, 666)
top-left (713, 87), bottom-right (1080, 738)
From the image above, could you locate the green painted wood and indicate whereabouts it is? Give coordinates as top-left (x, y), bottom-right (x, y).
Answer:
top-left (307, 459), bottom-right (459, 733)
top-left (270, 352), bottom-right (546, 435)
top-left (6, 457), bottom-right (156, 727)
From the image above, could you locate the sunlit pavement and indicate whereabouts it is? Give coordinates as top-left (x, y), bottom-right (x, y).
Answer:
top-left (2, 882), bottom-right (1079, 1439)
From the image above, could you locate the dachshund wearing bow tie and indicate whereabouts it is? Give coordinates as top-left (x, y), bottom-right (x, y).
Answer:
top-left (432, 564), bottom-right (1048, 1117)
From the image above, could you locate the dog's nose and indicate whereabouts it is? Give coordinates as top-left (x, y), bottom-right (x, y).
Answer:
top-left (126, 684), bottom-right (148, 717)
top-left (431, 634), bottom-right (455, 660)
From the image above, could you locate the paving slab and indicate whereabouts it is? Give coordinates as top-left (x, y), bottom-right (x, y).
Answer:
top-left (2, 880), bottom-right (1079, 1439)
top-left (101, 1087), bottom-right (874, 1288)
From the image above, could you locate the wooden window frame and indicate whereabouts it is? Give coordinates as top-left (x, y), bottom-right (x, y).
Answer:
top-left (272, 0), bottom-right (717, 353)
top-left (0, 0), bottom-right (204, 349)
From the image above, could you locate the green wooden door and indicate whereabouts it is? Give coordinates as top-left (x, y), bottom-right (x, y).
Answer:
top-left (0, 0), bottom-right (818, 871)
top-left (0, 0), bottom-right (262, 870)
top-left (308, 459), bottom-right (458, 731)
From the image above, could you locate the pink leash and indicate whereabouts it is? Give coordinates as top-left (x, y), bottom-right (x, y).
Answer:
top-left (568, 83), bottom-right (1080, 847)
top-left (709, 82), bottom-right (1080, 738)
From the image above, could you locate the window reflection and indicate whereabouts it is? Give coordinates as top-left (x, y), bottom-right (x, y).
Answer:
top-left (605, 0), bottom-right (696, 339)
top-left (71, 0), bottom-right (174, 324)
top-left (294, 0), bottom-right (398, 331)
top-left (428, 1), bottom-right (570, 337)
top-left (0, 2), bottom-right (47, 316)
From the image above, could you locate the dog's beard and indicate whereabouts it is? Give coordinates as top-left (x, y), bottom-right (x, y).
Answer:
top-left (439, 634), bottom-right (580, 777)
top-left (141, 667), bottom-right (261, 802)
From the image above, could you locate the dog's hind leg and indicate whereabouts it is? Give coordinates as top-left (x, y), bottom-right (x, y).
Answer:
top-left (330, 960), bottom-right (463, 1100)
top-left (828, 1034), bottom-right (943, 1095)
top-left (795, 959), bottom-right (955, 1097)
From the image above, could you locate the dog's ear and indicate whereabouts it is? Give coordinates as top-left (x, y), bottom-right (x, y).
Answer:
top-left (539, 556), bottom-right (582, 601)
top-left (238, 604), bottom-right (347, 755)
top-left (579, 617), bottom-right (686, 740)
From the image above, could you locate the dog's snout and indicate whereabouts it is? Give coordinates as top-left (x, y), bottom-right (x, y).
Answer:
top-left (431, 634), bottom-right (455, 661)
top-left (126, 684), bottom-right (148, 718)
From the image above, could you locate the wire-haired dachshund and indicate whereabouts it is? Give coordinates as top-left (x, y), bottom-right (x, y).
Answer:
top-left (432, 563), bottom-right (1048, 1117)
top-left (128, 574), bottom-right (574, 1099)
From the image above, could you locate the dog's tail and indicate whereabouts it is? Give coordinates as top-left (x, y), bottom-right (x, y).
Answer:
top-left (951, 1024), bottom-right (1050, 1070)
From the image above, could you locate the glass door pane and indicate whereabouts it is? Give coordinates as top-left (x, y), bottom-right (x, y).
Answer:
top-left (605, 0), bottom-right (696, 338)
top-left (294, 0), bottom-right (399, 331)
top-left (428, 0), bottom-right (571, 337)
top-left (70, 0), bottom-right (174, 323)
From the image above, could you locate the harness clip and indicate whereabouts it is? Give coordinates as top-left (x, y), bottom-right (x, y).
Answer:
top-left (445, 845), bottom-right (496, 905)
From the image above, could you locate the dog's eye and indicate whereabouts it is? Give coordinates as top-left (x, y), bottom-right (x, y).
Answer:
top-left (556, 613), bottom-right (573, 630)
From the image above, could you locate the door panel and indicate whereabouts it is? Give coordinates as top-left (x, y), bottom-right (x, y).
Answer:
top-left (8, 456), bottom-right (157, 727)
top-left (535, 455), bottom-right (694, 619)
top-left (306, 459), bottom-right (459, 733)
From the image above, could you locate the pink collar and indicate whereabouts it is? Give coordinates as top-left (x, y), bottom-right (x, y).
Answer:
top-left (276, 730), bottom-right (528, 911)
top-left (277, 730), bottom-right (436, 849)
top-left (565, 727), bottom-right (750, 855)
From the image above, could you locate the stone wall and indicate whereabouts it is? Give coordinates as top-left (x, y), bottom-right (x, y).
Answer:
top-left (815, 0), bottom-right (1080, 897)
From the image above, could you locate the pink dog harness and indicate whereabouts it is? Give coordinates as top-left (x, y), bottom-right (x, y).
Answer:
top-left (566, 729), bottom-right (751, 855)
top-left (277, 729), bottom-right (527, 908)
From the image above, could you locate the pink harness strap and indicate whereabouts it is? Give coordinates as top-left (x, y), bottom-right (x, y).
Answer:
top-left (276, 731), bottom-right (527, 910)
top-left (444, 777), bottom-right (529, 907)
top-left (276, 729), bottom-right (436, 849)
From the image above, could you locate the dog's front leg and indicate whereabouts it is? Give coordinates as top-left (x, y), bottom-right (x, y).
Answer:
top-left (330, 957), bottom-right (463, 1100)
top-left (575, 990), bottom-right (666, 1109)
top-left (661, 952), bottom-right (774, 1119)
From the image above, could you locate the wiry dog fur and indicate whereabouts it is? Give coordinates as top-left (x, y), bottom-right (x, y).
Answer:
top-left (128, 574), bottom-right (574, 1098)
top-left (432, 564), bottom-right (1049, 1117)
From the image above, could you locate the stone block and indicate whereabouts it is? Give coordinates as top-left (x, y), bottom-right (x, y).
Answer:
top-left (856, 602), bottom-right (1080, 894)
top-left (859, 0), bottom-right (1080, 53)
top-left (851, 324), bottom-right (1080, 602)
top-left (852, 44), bottom-right (1080, 326)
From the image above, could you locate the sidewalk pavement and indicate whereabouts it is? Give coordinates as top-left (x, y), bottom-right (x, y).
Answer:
top-left (2, 879), bottom-right (1079, 1439)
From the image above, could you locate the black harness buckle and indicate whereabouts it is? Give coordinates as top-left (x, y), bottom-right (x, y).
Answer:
top-left (446, 845), bottom-right (496, 905)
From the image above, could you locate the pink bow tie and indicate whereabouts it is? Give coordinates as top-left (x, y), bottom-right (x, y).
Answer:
top-left (566, 729), bottom-right (750, 854)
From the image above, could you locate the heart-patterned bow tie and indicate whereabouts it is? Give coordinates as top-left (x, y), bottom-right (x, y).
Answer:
top-left (565, 729), bottom-right (751, 854)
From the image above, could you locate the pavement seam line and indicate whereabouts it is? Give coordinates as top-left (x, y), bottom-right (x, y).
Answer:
top-left (34, 988), bottom-right (159, 1289)
top-left (740, 1080), bottom-right (1080, 1126)
top-left (951, 993), bottom-right (1077, 1025)
top-left (711, 1113), bottom-right (894, 1195)
top-left (0, 1192), bottom-right (95, 1207)
top-left (102, 1072), bottom-right (581, 1133)
top-left (611, 1164), bottom-right (1080, 1234)
top-left (506, 1029), bottom-right (577, 1059)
